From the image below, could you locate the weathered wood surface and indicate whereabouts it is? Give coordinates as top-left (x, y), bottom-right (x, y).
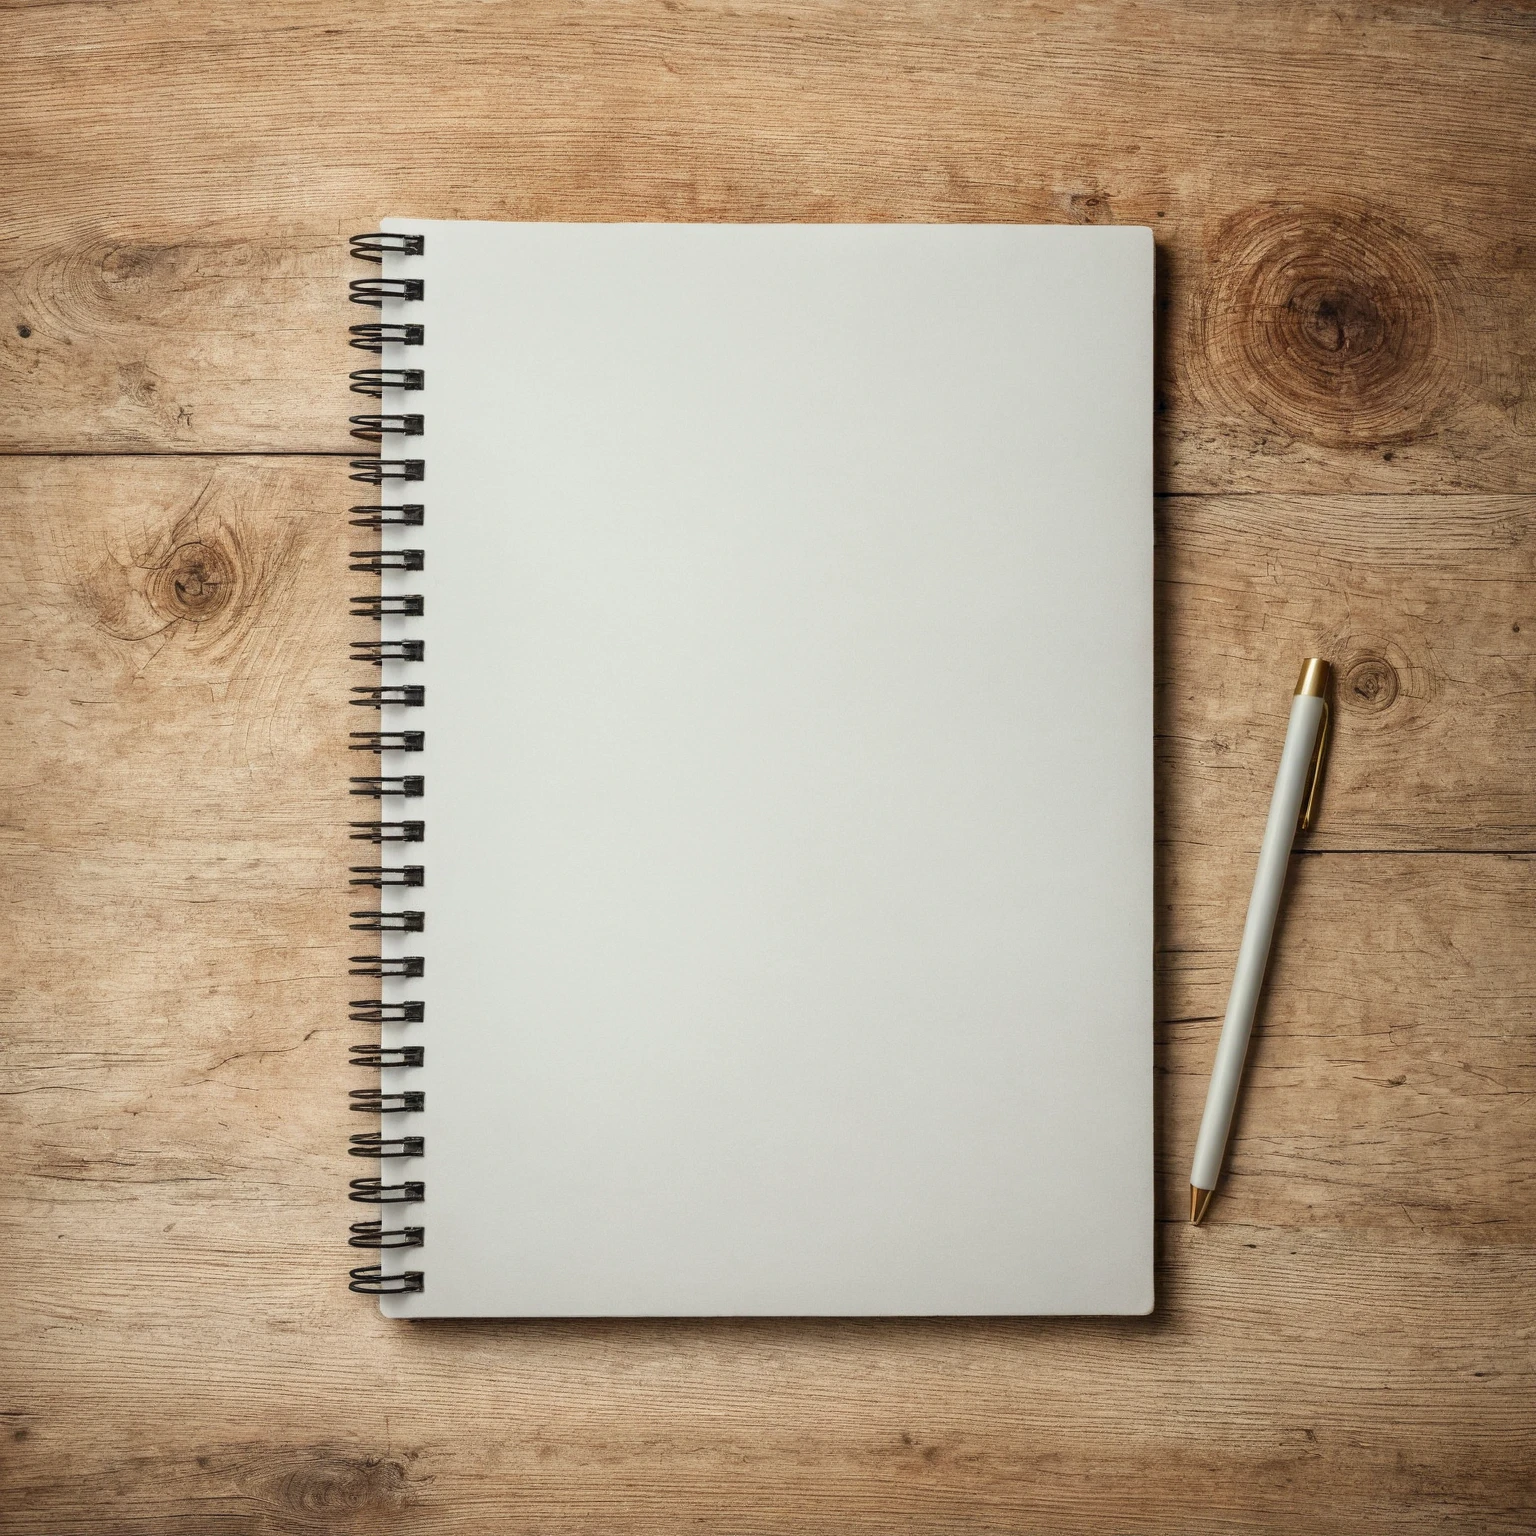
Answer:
top-left (1, 0), bottom-right (1533, 491)
top-left (2, 457), bottom-right (1534, 1531)
top-left (1161, 492), bottom-right (1536, 851)
top-left (3, 0), bottom-right (1534, 1527)
top-left (2, 458), bottom-right (1532, 854)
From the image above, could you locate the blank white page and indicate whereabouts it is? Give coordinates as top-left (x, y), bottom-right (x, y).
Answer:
top-left (370, 221), bottom-right (1153, 1317)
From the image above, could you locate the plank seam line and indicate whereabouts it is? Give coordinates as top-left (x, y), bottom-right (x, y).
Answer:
top-left (1296, 847), bottom-right (1534, 856)
top-left (0, 450), bottom-right (354, 459)
top-left (0, 452), bottom-right (1529, 498)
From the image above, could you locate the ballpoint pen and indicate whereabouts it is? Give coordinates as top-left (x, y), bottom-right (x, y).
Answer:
top-left (1190, 658), bottom-right (1331, 1224)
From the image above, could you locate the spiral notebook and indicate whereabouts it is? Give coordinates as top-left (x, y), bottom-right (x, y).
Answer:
top-left (345, 219), bottom-right (1154, 1317)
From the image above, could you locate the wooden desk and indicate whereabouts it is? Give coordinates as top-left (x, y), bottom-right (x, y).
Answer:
top-left (3, 4), bottom-right (1532, 1530)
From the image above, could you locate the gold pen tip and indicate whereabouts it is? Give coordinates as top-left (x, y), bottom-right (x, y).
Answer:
top-left (1190, 1186), bottom-right (1214, 1225)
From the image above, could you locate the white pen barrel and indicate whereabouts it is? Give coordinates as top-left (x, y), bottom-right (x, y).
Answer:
top-left (1190, 691), bottom-right (1326, 1193)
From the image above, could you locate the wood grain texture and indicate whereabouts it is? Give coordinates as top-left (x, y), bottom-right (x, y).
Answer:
top-left (1, 0), bottom-right (1532, 489)
top-left (3, 3), bottom-right (1534, 1526)
top-left (1161, 493), bottom-right (1536, 850)
top-left (3, 457), bottom-right (1534, 1532)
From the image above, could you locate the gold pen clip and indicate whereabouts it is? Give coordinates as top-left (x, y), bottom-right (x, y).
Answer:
top-left (1298, 700), bottom-right (1330, 831)
top-left (1293, 658), bottom-right (1331, 833)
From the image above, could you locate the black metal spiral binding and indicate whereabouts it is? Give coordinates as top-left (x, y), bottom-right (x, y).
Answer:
top-left (350, 910), bottom-right (426, 933)
top-left (350, 1089), bottom-right (426, 1114)
top-left (351, 458), bottom-right (425, 484)
top-left (350, 277), bottom-right (425, 306)
top-left (351, 594), bottom-right (424, 618)
top-left (350, 865), bottom-right (425, 888)
top-left (350, 820), bottom-right (425, 842)
top-left (347, 232), bottom-right (428, 1298)
top-left (352, 639), bottom-right (425, 663)
top-left (349, 1222), bottom-right (426, 1249)
top-left (349, 1177), bottom-right (426, 1203)
top-left (349, 1133), bottom-right (425, 1158)
top-left (350, 232), bottom-right (426, 262)
top-left (349, 323), bottom-right (424, 352)
top-left (350, 999), bottom-right (425, 1023)
top-left (349, 1265), bottom-right (426, 1295)
top-left (349, 775), bottom-right (425, 797)
top-left (350, 503), bottom-right (424, 528)
top-left (350, 685), bottom-right (426, 708)
top-left (350, 414), bottom-right (424, 441)
top-left (349, 733), bottom-right (425, 756)
top-left (350, 1045), bottom-right (426, 1067)
top-left (349, 955), bottom-right (425, 978)
top-left (351, 369), bottom-right (425, 396)
top-left (350, 551), bottom-right (425, 574)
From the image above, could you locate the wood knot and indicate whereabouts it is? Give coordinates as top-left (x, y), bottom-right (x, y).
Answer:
top-left (86, 511), bottom-right (253, 646)
top-left (1067, 190), bottom-right (1113, 225)
top-left (1197, 201), bottom-right (1456, 448)
top-left (117, 360), bottom-right (162, 406)
top-left (1343, 654), bottom-right (1399, 713)
top-left (148, 539), bottom-right (236, 624)
top-left (97, 240), bottom-right (187, 294)
top-left (264, 1454), bottom-right (409, 1518)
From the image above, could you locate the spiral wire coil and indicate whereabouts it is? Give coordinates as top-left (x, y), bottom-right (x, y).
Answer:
top-left (346, 232), bottom-right (427, 1297)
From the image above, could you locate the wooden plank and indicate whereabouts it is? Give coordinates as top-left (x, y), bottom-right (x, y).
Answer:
top-left (0, 455), bottom-right (1529, 935)
top-left (1, 1232), bottom-right (1533, 1534)
top-left (1160, 493), bottom-right (1536, 851)
top-left (7, 833), bottom-right (1536, 1533)
top-left (2, 456), bottom-right (1534, 1531)
top-left (1162, 848), bottom-right (1536, 1232)
top-left (0, 1), bottom-right (1531, 488)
